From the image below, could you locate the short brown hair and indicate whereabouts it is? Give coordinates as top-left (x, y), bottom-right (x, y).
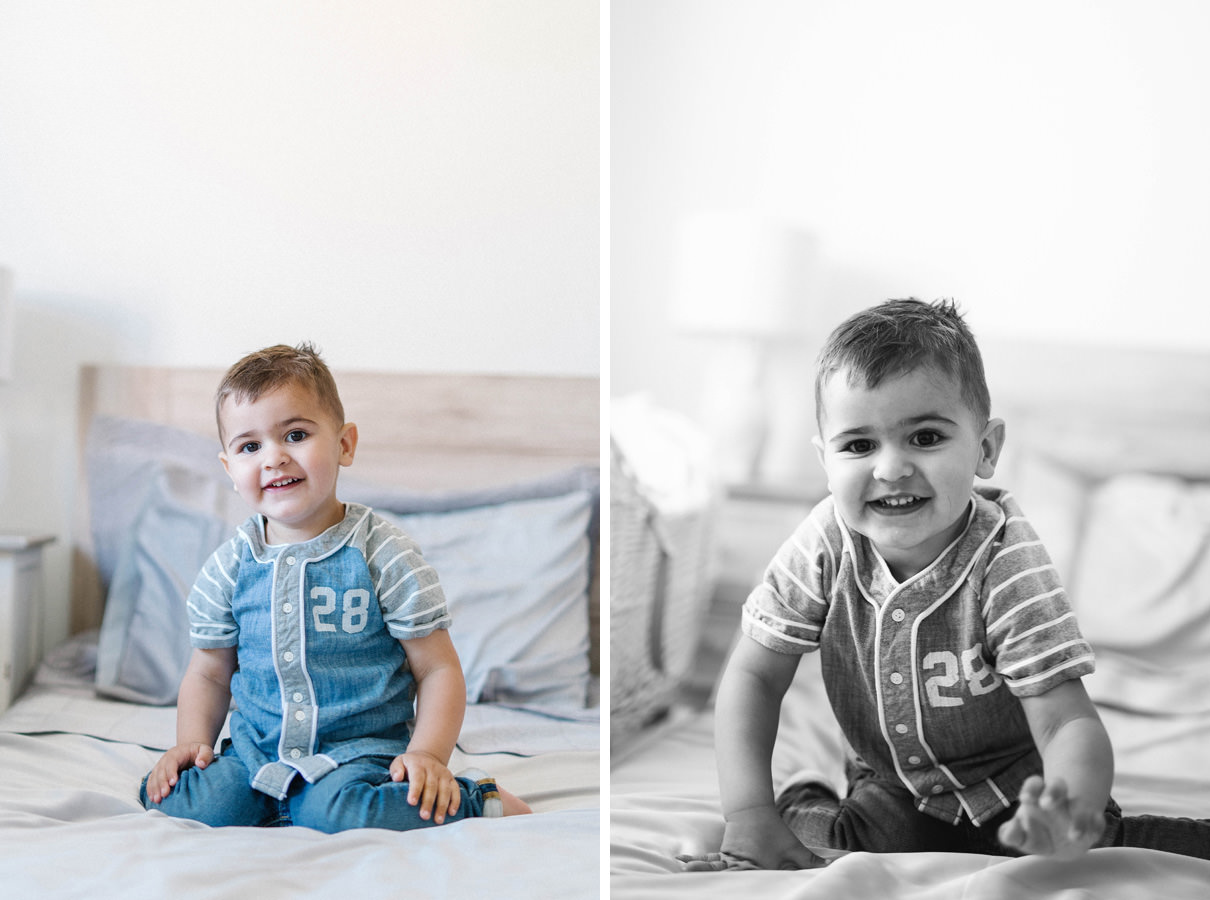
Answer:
top-left (815, 298), bottom-right (990, 424)
top-left (215, 342), bottom-right (344, 439)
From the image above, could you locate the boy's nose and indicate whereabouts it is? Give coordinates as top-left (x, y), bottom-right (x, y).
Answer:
top-left (873, 448), bottom-right (913, 482)
top-left (264, 445), bottom-right (290, 468)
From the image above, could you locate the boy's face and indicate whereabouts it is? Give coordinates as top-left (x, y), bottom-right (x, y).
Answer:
top-left (814, 365), bottom-right (1004, 581)
top-left (218, 381), bottom-right (358, 545)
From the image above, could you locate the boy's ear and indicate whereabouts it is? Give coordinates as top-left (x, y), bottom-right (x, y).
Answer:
top-left (339, 422), bottom-right (359, 467)
top-left (218, 451), bottom-right (238, 492)
top-left (976, 417), bottom-right (1006, 480)
top-left (811, 435), bottom-right (832, 491)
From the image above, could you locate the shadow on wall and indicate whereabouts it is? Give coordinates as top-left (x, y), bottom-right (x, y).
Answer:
top-left (0, 297), bottom-right (145, 648)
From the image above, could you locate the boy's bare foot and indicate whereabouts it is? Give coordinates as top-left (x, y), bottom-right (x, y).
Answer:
top-left (458, 767), bottom-right (532, 817)
top-left (499, 785), bottom-right (533, 816)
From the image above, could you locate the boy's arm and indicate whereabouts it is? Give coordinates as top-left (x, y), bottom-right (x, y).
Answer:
top-left (176, 646), bottom-right (237, 744)
top-left (999, 677), bottom-right (1114, 858)
top-left (712, 634), bottom-right (822, 870)
top-left (392, 629), bottom-right (466, 823)
top-left (145, 646), bottom-right (236, 803)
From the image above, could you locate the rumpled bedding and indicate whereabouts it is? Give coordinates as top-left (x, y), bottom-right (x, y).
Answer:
top-left (0, 637), bottom-right (600, 899)
top-left (610, 650), bottom-right (1210, 899)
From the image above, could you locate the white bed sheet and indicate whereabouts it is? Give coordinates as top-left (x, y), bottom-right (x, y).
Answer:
top-left (610, 652), bottom-right (1210, 900)
top-left (0, 640), bottom-right (601, 899)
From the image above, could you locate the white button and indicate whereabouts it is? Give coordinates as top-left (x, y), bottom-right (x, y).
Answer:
top-left (908, 755), bottom-right (922, 765)
top-left (931, 785), bottom-right (945, 794)
top-left (293, 692), bottom-right (304, 703)
top-left (290, 748), bottom-right (302, 759)
top-left (282, 603), bottom-right (293, 614)
top-left (891, 609), bottom-right (906, 622)
top-left (895, 723), bottom-right (909, 735)
top-left (283, 651), bottom-right (295, 663)
top-left (294, 710), bottom-right (306, 721)
top-left (890, 672), bottom-right (904, 685)
top-left (286, 556), bottom-right (296, 565)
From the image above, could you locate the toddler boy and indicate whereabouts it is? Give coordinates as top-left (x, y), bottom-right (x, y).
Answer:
top-left (142, 342), bottom-right (529, 831)
top-left (695, 300), bottom-right (1210, 869)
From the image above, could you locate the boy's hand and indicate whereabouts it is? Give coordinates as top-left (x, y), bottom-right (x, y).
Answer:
top-left (390, 750), bottom-right (460, 824)
top-left (701, 805), bottom-right (828, 871)
top-left (145, 742), bottom-right (215, 804)
top-left (998, 775), bottom-right (1105, 859)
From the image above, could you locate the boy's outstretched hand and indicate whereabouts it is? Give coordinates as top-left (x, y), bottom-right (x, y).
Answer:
top-left (681, 806), bottom-right (829, 871)
top-left (390, 749), bottom-right (461, 825)
top-left (998, 775), bottom-right (1105, 859)
top-left (145, 742), bottom-right (215, 804)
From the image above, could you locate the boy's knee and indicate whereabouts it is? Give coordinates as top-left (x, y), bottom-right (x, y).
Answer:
top-left (141, 758), bottom-right (272, 827)
top-left (290, 772), bottom-right (384, 832)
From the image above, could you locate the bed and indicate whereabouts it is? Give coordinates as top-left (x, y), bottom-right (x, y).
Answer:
top-left (610, 338), bottom-right (1210, 899)
top-left (0, 364), bottom-right (601, 898)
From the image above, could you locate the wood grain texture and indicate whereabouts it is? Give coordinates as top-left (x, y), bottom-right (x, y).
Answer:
top-left (982, 339), bottom-right (1210, 480)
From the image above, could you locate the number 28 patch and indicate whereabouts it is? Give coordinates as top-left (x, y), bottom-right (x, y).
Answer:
top-left (921, 644), bottom-right (1003, 708)
top-left (310, 586), bottom-right (372, 634)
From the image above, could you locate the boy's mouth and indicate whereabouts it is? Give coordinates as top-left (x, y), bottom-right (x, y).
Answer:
top-left (264, 477), bottom-right (304, 491)
top-left (869, 494), bottom-right (927, 514)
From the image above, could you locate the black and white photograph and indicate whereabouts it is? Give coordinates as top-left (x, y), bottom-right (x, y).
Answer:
top-left (611, 2), bottom-right (1210, 898)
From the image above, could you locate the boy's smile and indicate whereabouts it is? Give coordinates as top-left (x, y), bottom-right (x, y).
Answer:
top-left (219, 382), bottom-right (358, 545)
top-left (869, 494), bottom-right (928, 514)
top-left (814, 365), bottom-right (1004, 582)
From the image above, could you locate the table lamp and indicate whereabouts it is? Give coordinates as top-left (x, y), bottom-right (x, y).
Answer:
top-left (669, 212), bottom-right (815, 484)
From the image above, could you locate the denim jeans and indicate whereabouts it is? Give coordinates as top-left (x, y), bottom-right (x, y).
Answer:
top-left (141, 741), bottom-right (491, 832)
top-left (777, 764), bottom-right (1210, 859)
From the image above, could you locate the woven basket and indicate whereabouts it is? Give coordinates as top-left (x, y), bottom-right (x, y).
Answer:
top-left (610, 437), bottom-right (713, 752)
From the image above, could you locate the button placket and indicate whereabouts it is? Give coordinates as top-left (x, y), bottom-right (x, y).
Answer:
top-left (274, 546), bottom-right (313, 764)
top-left (881, 592), bottom-right (928, 786)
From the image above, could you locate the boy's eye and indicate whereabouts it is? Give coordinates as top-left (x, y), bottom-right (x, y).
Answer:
top-left (912, 430), bottom-right (944, 448)
top-left (285, 430), bottom-right (308, 443)
top-left (239, 441), bottom-right (260, 454)
top-left (842, 438), bottom-right (875, 455)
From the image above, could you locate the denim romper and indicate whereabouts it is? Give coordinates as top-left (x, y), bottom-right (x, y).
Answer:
top-left (187, 502), bottom-right (450, 799)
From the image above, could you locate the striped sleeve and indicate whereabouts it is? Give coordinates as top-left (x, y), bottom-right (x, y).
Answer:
top-left (187, 536), bottom-right (241, 648)
top-left (741, 503), bottom-right (833, 655)
top-left (365, 515), bottom-right (451, 641)
top-left (982, 505), bottom-right (1095, 697)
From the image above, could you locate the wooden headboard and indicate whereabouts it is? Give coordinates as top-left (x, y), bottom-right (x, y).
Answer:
top-left (71, 366), bottom-right (601, 669)
top-left (981, 339), bottom-right (1210, 481)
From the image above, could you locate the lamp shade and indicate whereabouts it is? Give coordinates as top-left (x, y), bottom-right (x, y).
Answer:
top-left (669, 212), bottom-right (815, 338)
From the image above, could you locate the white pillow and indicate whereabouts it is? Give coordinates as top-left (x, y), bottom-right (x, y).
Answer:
top-left (1068, 473), bottom-right (1210, 712)
top-left (993, 449), bottom-right (1095, 588)
top-left (381, 493), bottom-right (594, 708)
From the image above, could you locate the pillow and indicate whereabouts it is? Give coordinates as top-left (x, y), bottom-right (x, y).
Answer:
top-left (89, 416), bottom-right (599, 709)
top-left (95, 466), bottom-right (248, 703)
top-left (87, 416), bottom-right (240, 593)
top-left (1066, 473), bottom-right (1210, 712)
top-left (380, 492), bottom-right (593, 708)
top-left (992, 448), bottom-right (1095, 588)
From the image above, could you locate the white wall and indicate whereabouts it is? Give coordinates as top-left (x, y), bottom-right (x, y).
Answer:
top-left (612, 1), bottom-right (1210, 418)
top-left (0, 1), bottom-right (599, 647)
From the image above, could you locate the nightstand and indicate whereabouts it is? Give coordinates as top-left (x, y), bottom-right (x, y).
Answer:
top-left (678, 484), bottom-right (819, 707)
top-left (0, 534), bottom-right (55, 713)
